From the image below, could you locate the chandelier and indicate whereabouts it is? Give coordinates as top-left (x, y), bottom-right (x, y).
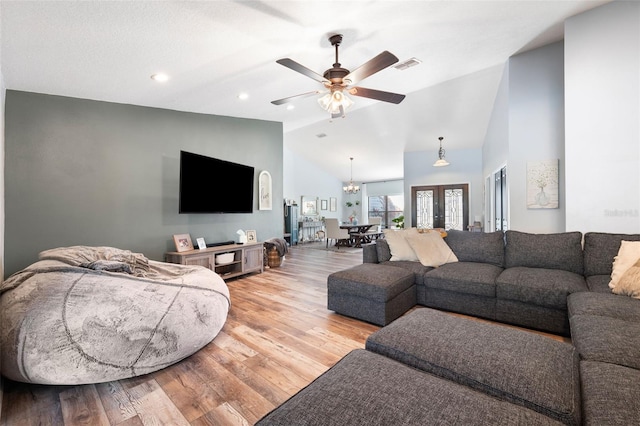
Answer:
top-left (433, 136), bottom-right (450, 167)
top-left (343, 157), bottom-right (360, 194)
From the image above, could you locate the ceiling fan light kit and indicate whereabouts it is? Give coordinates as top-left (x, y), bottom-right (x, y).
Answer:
top-left (433, 136), bottom-right (450, 167)
top-left (272, 34), bottom-right (406, 119)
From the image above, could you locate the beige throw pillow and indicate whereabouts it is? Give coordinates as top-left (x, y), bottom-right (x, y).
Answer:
top-left (609, 241), bottom-right (640, 290)
top-left (405, 231), bottom-right (458, 267)
top-left (383, 228), bottom-right (420, 261)
top-left (612, 257), bottom-right (640, 299)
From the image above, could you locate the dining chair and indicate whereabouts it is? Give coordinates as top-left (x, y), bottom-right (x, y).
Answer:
top-left (367, 217), bottom-right (382, 232)
top-left (324, 218), bottom-right (351, 248)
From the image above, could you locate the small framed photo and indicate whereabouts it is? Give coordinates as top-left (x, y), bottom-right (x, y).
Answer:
top-left (321, 199), bottom-right (328, 211)
top-left (173, 234), bottom-right (194, 252)
top-left (246, 230), bottom-right (257, 244)
top-left (196, 237), bottom-right (207, 250)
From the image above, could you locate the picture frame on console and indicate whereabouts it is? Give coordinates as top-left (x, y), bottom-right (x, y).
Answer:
top-left (173, 234), bottom-right (194, 252)
top-left (196, 237), bottom-right (207, 250)
top-left (246, 230), bottom-right (257, 243)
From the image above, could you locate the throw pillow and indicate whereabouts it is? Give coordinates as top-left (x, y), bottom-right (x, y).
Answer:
top-left (383, 228), bottom-right (420, 261)
top-left (609, 241), bottom-right (640, 290)
top-left (612, 257), bottom-right (640, 299)
top-left (405, 231), bottom-right (458, 267)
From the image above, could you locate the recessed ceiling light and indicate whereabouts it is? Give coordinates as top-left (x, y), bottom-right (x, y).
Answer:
top-left (286, 105), bottom-right (295, 110)
top-left (238, 93), bottom-right (249, 100)
top-left (150, 73), bottom-right (169, 82)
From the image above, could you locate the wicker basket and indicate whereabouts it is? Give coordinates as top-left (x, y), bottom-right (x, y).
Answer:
top-left (267, 247), bottom-right (282, 268)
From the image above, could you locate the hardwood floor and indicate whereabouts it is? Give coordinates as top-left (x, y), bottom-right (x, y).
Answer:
top-left (0, 243), bottom-right (569, 425)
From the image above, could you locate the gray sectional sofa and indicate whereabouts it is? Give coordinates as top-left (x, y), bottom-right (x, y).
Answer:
top-left (257, 230), bottom-right (640, 425)
top-left (364, 229), bottom-right (590, 335)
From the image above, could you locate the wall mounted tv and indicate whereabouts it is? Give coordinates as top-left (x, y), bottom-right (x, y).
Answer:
top-left (179, 150), bottom-right (254, 214)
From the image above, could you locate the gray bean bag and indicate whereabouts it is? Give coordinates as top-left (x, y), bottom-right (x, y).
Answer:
top-left (0, 246), bottom-right (230, 385)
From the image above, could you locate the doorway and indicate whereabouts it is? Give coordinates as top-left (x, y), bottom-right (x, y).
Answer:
top-left (411, 184), bottom-right (469, 230)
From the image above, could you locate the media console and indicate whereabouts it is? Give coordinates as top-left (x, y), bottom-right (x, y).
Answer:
top-left (165, 242), bottom-right (263, 280)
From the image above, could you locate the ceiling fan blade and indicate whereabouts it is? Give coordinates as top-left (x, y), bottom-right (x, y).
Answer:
top-left (276, 58), bottom-right (329, 84)
top-left (271, 90), bottom-right (322, 106)
top-left (348, 87), bottom-right (405, 104)
top-left (343, 51), bottom-right (399, 85)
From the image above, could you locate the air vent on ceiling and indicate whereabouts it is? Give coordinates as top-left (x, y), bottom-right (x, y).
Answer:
top-left (394, 57), bottom-right (422, 71)
top-left (316, 133), bottom-right (327, 138)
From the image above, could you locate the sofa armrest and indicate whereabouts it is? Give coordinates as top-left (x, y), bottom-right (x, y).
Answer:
top-left (362, 243), bottom-right (379, 263)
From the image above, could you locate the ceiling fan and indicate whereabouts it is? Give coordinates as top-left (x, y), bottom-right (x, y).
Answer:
top-left (271, 34), bottom-right (406, 119)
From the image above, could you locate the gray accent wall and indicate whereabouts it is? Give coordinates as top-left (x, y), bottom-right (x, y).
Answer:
top-left (5, 91), bottom-right (283, 277)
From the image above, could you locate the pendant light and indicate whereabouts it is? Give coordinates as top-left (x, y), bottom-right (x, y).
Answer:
top-left (433, 136), bottom-right (450, 167)
top-left (343, 157), bottom-right (360, 194)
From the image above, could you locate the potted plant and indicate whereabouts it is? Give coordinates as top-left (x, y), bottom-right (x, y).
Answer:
top-left (345, 201), bottom-right (353, 207)
top-left (391, 215), bottom-right (405, 229)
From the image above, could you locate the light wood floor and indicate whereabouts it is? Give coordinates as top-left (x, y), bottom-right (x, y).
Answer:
top-left (0, 243), bottom-right (569, 425)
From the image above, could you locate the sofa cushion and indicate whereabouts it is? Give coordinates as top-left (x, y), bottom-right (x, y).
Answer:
top-left (570, 314), bottom-right (640, 370)
top-left (327, 263), bottom-right (414, 303)
top-left (366, 309), bottom-right (581, 425)
top-left (580, 361), bottom-right (640, 426)
top-left (611, 247), bottom-right (640, 298)
top-left (583, 232), bottom-right (640, 277)
top-left (424, 262), bottom-right (502, 297)
top-left (374, 238), bottom-right (392, 262)
top-left (496, 267), bottom-right (587, 309)
top-left (256, 349), bottom-right (565, 426)
top-left (504, 230), bottom-right (583, 275)
top-left (405, 231), bottom-right (458, 267)
top-left (444, 229), bottom-right (504, 267)
top-left (585, 275), bottom-right (613, 293)
top-left (383, 228), bottom-right (420, 261)
top-left (567, 291), bottom-right (640, 321)
top-left (379, 260), bottom-right (432, 285)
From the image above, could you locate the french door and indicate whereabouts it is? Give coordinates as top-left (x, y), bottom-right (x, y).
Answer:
top-left (411, 184), bottom-right (469, 230)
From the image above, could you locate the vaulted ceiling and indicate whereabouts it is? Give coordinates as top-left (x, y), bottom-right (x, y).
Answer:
top-left (0, 0), bottom-right (612, 182)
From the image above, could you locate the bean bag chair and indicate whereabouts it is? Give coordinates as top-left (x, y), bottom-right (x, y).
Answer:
top-left (0, 246), bottom-right (230, 385)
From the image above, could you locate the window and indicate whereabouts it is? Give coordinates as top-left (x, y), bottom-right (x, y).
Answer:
top-left (368, 194), bottom-right (404, 229)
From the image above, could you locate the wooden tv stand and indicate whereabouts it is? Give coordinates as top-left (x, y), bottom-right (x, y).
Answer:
top-left (165, 242), bottom-right (264, 280)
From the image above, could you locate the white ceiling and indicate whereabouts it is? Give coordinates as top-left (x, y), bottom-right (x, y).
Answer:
top-left (0, 0), bottom-right (611, 183)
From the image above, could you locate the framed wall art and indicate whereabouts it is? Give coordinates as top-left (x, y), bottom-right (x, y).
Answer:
top-left (301, 196), bottom-right (318, 216)
top-left (330, 197), bottom-right (337, 212)
top-left (321, 199), bottom-right (328, 211)
top-left (527, 160), bottom-right (559, 209)
top-left (259, 170), bottom-right (272, 210)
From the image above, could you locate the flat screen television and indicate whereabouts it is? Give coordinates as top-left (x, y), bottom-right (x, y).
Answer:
top-left (179, 150), bottom-right (254, 213)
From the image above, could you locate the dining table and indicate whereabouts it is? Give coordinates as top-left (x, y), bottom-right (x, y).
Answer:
top-left (339, 223), bottom-right (380, 247)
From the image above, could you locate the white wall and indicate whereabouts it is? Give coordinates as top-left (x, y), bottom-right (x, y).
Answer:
top-left (283, 146), bottom-right (347, 220)
top-left (404, 148), bottom-right (484, 228)
top-left (565, 1), bottom-right (640, 233)
top-left (508, 41), bottom-right (566, 233)
top-left (482, 64), bottom-right (510, 231)
top-left (0, 48), bottom-right (5, 417)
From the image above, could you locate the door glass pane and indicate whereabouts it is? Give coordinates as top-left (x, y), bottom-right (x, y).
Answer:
top-left (444, 188), bottom-right (464, 230)
top-left (415, 190), bottom-right (434, 229)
